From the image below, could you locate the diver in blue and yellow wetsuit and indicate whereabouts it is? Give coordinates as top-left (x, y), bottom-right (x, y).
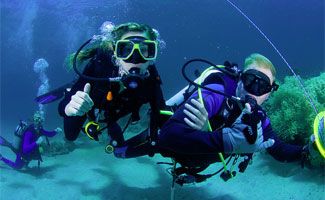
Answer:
top-left (155, 54), bottom-right (317, 182)
top-left (96, 53), bottom-right (320, 184)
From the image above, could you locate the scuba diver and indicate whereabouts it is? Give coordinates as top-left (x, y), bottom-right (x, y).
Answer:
top-left (57, 22), bottom-right (167, 157)
top-left (39, 22), bottom-right (322, 186)
top-left (0, 111), bottom-right (61, 170)
top-left (155, 53), bottom-right (320, 184)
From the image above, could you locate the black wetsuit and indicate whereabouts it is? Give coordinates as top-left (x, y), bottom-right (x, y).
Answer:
top-left (58, 49), bottom-right (166, 146)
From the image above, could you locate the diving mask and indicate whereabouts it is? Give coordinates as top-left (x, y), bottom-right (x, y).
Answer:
top-left (241, 69), bottom-right (279, 96)
top-left (114, 36), bottom-right (157, 63)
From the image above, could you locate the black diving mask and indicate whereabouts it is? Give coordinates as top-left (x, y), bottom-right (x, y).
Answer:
top-left (241, 69), bottom-right (279, 96)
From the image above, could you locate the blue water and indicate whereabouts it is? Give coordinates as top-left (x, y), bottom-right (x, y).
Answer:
top-left (0, 1), bottom-right (324, 199)
top-left (1, 0), bottom-right (324, 127)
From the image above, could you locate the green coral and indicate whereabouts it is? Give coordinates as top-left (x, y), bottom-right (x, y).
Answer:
top-left (264, 73), bottom-right (325, 166)
top-left (264, 73), bottom-right (324, 144)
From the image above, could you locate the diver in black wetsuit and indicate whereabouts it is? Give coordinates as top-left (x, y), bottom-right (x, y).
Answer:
top-left (58, 22), bottom-right (166, 157)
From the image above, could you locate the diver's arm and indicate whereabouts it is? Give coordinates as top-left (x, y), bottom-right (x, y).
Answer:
top-left (40, 129), bottom-right (58, 137)
top-left (263, 121), bottom-right (303, 162)
top-left (158, 84), bottom-right (226, 154)
top-left (146, 66), bottom-right (166, 142)
top-left (58, 59), bottom-right (95, 118)
top-left (158, 120), bottom-right (225, 155)
top-left (58, 59), bottom-right (95, 141)
top-left (63, 116), bottom-right (87, 141)
top-left (193, 84), bottom-right (225, 118)
top-left (22, 130), bottom-right (38, 154)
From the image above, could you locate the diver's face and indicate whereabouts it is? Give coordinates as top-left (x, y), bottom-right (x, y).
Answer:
top-left (116, 32), bottom-right (153, 76)
top-left (236, 65), bottom-right (274, 105)
top-left (33, 113), bottom-right (44, 128)
top-left (34, 118), bottom-right (43, 129)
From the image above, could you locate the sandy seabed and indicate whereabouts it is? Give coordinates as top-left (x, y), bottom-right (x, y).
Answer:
top-left (0, 134), bottom-right (324, 200)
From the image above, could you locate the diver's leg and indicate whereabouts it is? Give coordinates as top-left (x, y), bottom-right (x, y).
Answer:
top-left (63, 116), bottom-right (87, 141)
top-left (0, 153), bottom-right (26, 170)
top-left (113, 129), bottom-right (157, 158)
top-left (0, 136), bottom-right (18, 153)
top-left (114, 142), bottom-right (157, 158)
top-left (123, 128), bottom-right (149, 147)
top-left (107, 122), bottom-right (125, 146)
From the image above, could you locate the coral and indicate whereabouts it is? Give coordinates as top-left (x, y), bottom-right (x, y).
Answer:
top-left (40, 140), bottom-right (76, 157)
top-left (264, 73), bottom-right (324, 166)
top-left (264, 73), bottom-right (324, 144)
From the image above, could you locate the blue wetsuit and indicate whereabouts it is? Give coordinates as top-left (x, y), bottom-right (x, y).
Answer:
top-left (0, 124), bottom-right (57, 169)
top-left (157, 72), bottom-right (303, 167)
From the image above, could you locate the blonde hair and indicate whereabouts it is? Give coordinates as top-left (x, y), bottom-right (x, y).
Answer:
top-left (244, 53), bottom-right (276, 79)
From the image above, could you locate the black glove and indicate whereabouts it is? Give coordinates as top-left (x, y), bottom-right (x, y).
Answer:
top-left (241, 95), bottom-right (260, 144)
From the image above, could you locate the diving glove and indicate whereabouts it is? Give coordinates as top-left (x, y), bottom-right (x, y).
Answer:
top-left (65, 83), bottom-right (94, 116)
top-left (222, 103), bottom-right (274, 154)
top-left (183, 98), bottom-right (209, 131)
top-left (36, 136), bottom-right (46, 145)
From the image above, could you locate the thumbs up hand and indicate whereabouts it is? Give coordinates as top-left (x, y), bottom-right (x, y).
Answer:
top-left (65, 83), bottom-right (94, 116)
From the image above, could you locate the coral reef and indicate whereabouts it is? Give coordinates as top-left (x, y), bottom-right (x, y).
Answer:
top-left (264, 73), bottom-right (324, 166)
top-left (40, 140), bottom-right (76, 157)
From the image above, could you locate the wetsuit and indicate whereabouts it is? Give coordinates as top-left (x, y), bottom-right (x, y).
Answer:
top-left (157, 72), bottom-right (304, 168)
top-left (58, 48), bottom-right (166, 148)
top-left (0, 124), bottom-right (57, 169)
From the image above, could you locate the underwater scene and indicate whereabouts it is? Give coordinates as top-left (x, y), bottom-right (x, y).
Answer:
top-left (0, 0), bottom-right (324, 200)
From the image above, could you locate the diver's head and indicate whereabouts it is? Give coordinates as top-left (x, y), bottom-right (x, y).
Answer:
top-left (236, 53), bottom-right (279, 105)
top-left (111, 22), bottom-right (159, 76)
top-left (33, 111), bottom-right (44, 128)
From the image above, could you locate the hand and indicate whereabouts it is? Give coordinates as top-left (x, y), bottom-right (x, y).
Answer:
top-left (55, 127), bottom-right (63, 134)
top-left (222, 103), bottom-right (275, 154)
top-left (65, 83), bottom-right (94, 116)
top-left (301, 135), bottom-right (316, 168)
top-left (307, 116), bottom-right (324, 158)
top-left (307, 134), bottom-right (320, 158)
top-left (39, 146), bottom-right (44, 153)
top-left (36, 136), bottom-right (45, 145)
top-left (183, 99), bottom-right (209, 131)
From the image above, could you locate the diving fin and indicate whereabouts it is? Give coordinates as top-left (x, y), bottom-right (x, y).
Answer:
top-left (35, 81), bottom-right (75, 104)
